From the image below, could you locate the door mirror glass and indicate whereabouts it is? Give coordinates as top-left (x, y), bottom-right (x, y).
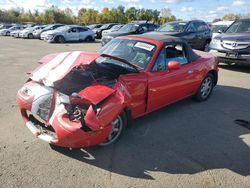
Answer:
top-left (168, 61), bottom-right (181, 70)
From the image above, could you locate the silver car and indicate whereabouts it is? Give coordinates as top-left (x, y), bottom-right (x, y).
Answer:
top-left (0, 25), bottom-right (25, 36)
top-left (19, 25), bottom-right (45, 39)
top-left (41, 25), bottom-right (95, 43)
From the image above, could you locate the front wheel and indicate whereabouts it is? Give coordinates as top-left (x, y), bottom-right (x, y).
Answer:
top-left (99, 111), bottom-right (127, 146)
top-left (195, 73), bottom-right (214, 101)
top-left (28, 33), bottom-right (33, 39)
top-left (56, 36), bottom-right (65, 43)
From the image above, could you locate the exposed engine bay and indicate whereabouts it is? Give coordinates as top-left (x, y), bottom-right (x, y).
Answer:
top-left (54, 59), bottom-right (136, 95)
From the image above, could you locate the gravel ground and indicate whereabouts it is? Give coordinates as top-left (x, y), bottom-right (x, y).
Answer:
top-left (0, 37), bottom-right (250, 188)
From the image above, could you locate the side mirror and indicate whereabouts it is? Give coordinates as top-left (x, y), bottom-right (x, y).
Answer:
top-left (218, 29), bottom-right (224, 33)
top-left (168, 61), bottom-right (181, 71)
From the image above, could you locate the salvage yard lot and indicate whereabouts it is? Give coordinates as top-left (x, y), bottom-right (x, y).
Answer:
top-left (0, 37), bottom-right (250, 188)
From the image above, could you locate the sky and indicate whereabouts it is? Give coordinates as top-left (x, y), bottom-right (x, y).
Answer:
top-left (0, 0), bottom-right (249, 21)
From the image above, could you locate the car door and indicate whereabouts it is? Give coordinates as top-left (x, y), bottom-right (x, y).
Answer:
top-left (193, 21), bottom-right (208, 49)
top-left (67, 27), bottom-right (79, 41)
top-left (184, 22), bottom-right (199, 49)
top-left (147, 43), bottom-right (197, 112)
top-left (78, 27), bottom-right (88, 40)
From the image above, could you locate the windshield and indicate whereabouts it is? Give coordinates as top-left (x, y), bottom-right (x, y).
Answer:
top-left (226, 21), bottom-right (250, 33)
top-left (100, 24), bottom-right (109, 29)
top-left (212, 25), bottom-right (229, 33)
top-left (119, 24), bottom-right (139, 33)
top-left (99, 38), bottom-right (156, 70)
top-left (55, 25), bottom-right (70, 31)
top-left (111, 25), bottom-right (121, 31)
top-left (157, 22), bottom-right (187, 32)
top-left (43, 24), bottom-right (52, 30)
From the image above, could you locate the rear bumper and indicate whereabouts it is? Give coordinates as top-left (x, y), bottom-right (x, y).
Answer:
top-left (209, 50), bottom-right (250, 65)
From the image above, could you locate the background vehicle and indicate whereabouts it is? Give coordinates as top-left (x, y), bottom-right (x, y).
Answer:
top-left (0, 24), bottom-right (12, 30)
top-left (101, 22), bottom-right (159, 46)
top-left (41, 25), bottom-right (95, 43)
top-left (33, 24), bottom-right (64, 39)
top-left (16, 34), bottom-right (218, 148)
top-left (151, 20), bottom-right (212, 51)
top-left (0, 25), bottom-right (25, 36)
top-left (102, 24), bottom-right (124, 35)
top-left (212, 21), bottom-right (233, 38)
top-left (95, 23), bottom-right (118, 39)
top-left (19, 25), bottom-right (45, 39)
top-left (209, 18), bottom-right (250, 66)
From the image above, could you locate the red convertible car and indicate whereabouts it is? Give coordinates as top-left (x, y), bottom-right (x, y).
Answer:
top-left (17, 34), bottom-right (218, 148)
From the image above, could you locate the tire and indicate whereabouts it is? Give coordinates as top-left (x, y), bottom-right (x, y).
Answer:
top-left (85, 36), bottom-right (93, 42)
top-left (195, 73), bottom-right (214, 101)
top-left (6, 31), bottom-right (10, 36)
top-left (203, 40), bottom-right (210, 52)
top-left (28, 33), bottom-right (33, 39)
top-left (56, 36), bottom-right (65, 43)
top-left (99, 111), bottom-right (127, 146)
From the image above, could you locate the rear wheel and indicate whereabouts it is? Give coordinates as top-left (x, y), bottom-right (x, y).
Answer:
top-left (100, 111), bottom-right (127, 146)
top-left (85, 36), bottom-right (93, 42)
top-left (195, 73), bottom-right (214, 101)
top-left (56, 36), bottom-right (65, 43)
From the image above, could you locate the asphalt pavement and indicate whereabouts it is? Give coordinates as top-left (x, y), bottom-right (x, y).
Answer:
top-left (0, 37), bottom-right (249, 188)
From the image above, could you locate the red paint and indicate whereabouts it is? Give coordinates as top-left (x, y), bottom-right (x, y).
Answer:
top-left (78, 85), bottom-right (115, 105)
top-left (17, 35), bottom-right (218, 148)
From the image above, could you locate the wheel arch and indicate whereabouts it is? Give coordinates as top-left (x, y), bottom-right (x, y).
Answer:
top-left (208, 69), bottom-right (218, 86)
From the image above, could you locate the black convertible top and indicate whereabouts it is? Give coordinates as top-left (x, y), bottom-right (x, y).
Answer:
top-left (131, 33), bottom-right (200, 62)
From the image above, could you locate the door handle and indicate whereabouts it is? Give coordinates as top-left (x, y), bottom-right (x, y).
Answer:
top-left (188, 70), bottom-right (193, 74)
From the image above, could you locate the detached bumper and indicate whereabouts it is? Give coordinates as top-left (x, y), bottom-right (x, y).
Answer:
top-left (209, 50), bottom-right (250, 65)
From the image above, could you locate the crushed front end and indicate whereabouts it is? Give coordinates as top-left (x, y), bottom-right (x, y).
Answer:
top-left (16, 80), bottom-right (126, 148)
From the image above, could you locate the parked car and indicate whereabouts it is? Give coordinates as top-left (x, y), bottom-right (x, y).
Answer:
top-left (16, 34), bottom-right (218, 148)
top-left (209, 18), bottom-right (250, 66)
top-left (87, 24), bottom-right (103, 30)
top-left (33, 24), bottom-right (64, 39)
top-left (10, 26), bottom-right (27, 37)
top-left (211, 21), bottom-right (233, 39)
top-left (19, 25), bottom-right (45, 39)
top-left (95, 23), bottom-right (118, 39)
top-left (101, 22), bottom-right (159, 46)
top-left (41, 25), bottom-right (95, 43)
top-left (102, 24), bottom-right (124, 35)
top-left (0, 24), bottom-right (12, 30)
top-left (151, 20), bottom-right (212, 51)
top-left (0, 25), bottom-right (25, 36)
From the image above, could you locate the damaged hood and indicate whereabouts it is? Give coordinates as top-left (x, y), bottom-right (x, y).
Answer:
top-left (30, 51), bottom-right (101, 86)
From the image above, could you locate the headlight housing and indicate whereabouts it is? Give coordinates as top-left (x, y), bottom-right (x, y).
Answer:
top-left (211, 39), bottom-right (221, 45)
top-left (47, 34), bottom-right (55, 40)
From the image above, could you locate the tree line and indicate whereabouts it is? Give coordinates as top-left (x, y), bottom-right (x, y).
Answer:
top-left (1, 5), bottom-right (249, 25)
top-left (0, 5), bottom-right (176, 25)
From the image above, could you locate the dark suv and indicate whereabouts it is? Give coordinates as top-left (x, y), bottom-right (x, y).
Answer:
top-left (95, 23), bottom-right (118, 39)
top-left (151, 20), bottom-right (212, 51)
top-left (209, 18), bottom-right (250, 66)
top-left (101, 22), bottom-right (159, 46)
